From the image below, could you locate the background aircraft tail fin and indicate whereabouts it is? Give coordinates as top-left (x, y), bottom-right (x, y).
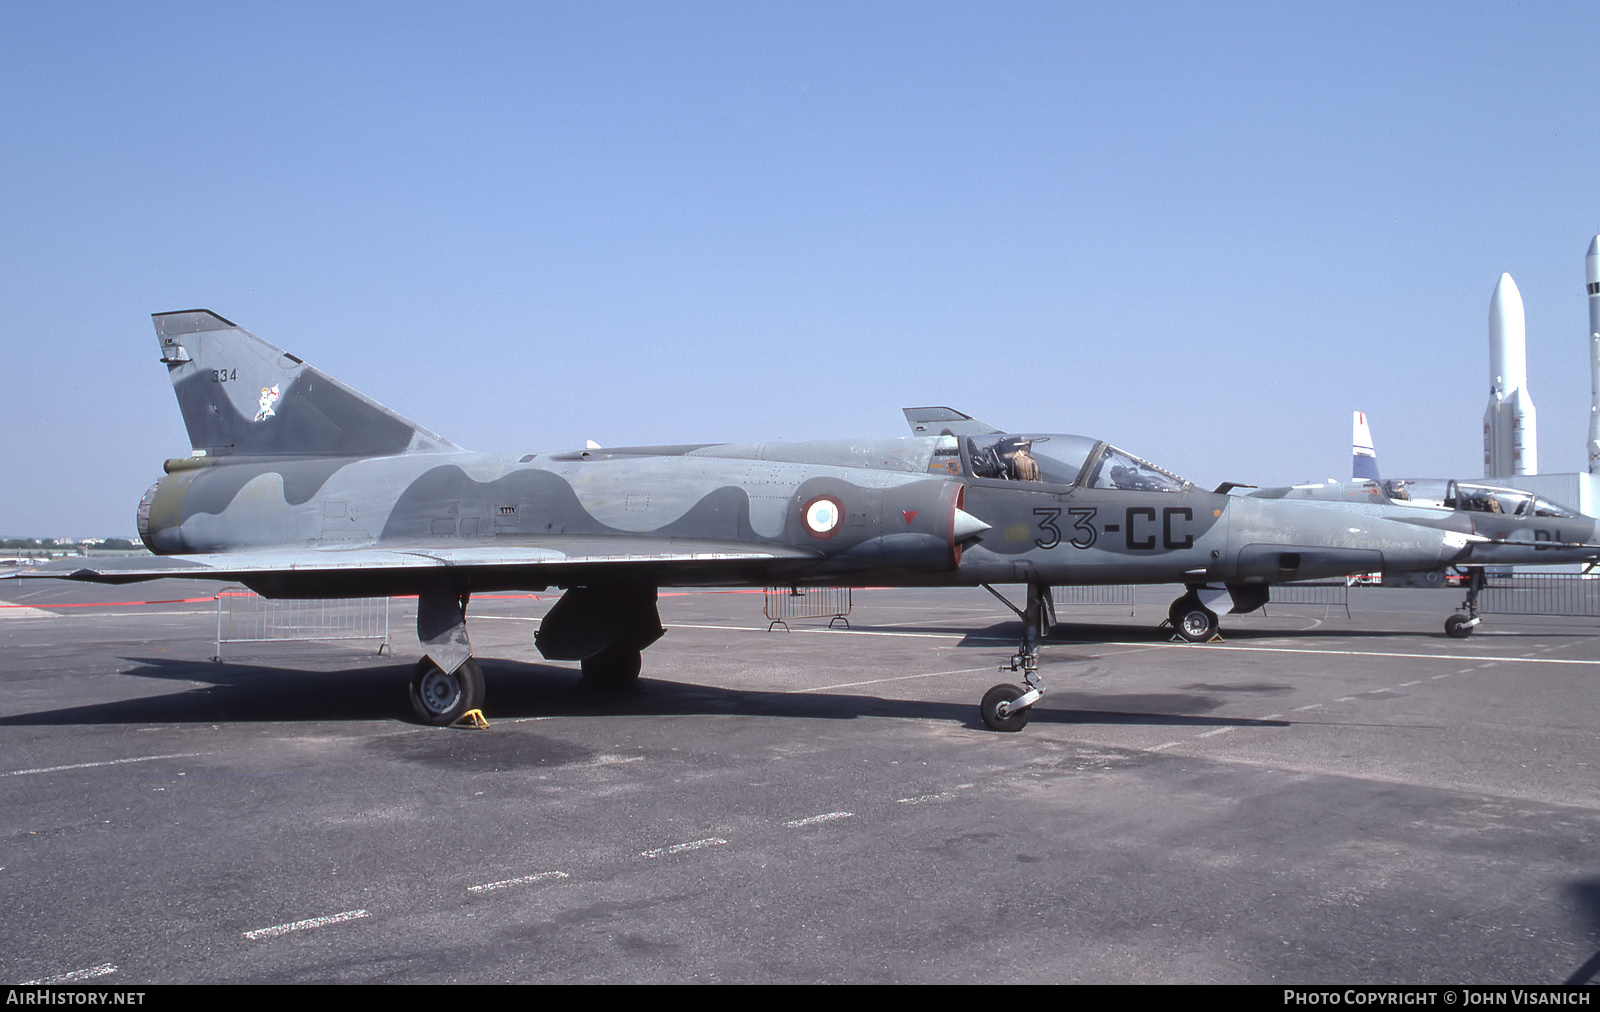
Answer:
top-left (1352, 410), bottom-right (1381, 480)
top-left (151, 310), bottom-right (461, 458)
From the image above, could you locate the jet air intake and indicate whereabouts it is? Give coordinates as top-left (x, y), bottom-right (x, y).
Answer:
top-left (793, 479), bottom-right (989, 573)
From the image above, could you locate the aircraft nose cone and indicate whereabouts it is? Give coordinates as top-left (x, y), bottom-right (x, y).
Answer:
top-left (952, 508), bottom-right (991, 541)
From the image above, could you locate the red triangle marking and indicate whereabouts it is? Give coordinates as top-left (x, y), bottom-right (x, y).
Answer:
top-left (901, 510), bottom-right (919, 525)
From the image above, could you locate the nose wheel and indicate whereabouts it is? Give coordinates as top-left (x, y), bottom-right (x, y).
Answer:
top-left (1446, 568), bottom-right (1486, 638)
top-left (981, 681), bottom-right (1041, 732)
top-left (977, 582), bottom-right (1051, 731)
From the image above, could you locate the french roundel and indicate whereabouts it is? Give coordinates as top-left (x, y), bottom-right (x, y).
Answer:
top-left (803, 496), bottom-right (843, 537)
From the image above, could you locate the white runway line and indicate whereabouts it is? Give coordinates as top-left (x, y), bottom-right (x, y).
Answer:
top-left (1145, 641), bottom-right (1600, 667)
top-left (640, 837), bottom-right (728, 858)
top-left (672, 621), bottom-right (1011, 644)
top-left (468, 871), bottom-right (569, 894)
top-left (575, 754), bottom-right (645, 768)
top-left (21, 963), bottom-right (117, 985)
top-left (897, 793), bottom-right (953, 805)
top-left (0, 604), bottom-right (58, 619)
top-left (1197, 727), bottom-right (1235, 738)
top-left (1145, 741), bottom-right (1184, 751)
top-left (2, 753), bottom-right (204, 777)
top-left (784, 811), bottom-right (853, 827)
top-left (673, 620), bottom-right (1595, 669)
top-left (243, 909), bottom-right (369, 940)
top-left (794, 666), bottom-right (993, 694)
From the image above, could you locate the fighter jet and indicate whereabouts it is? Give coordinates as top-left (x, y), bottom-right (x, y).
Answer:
top-left (21, 312), bottom-right (1479, 731)
top-left (1247, 411), bottom-right (1600, 637)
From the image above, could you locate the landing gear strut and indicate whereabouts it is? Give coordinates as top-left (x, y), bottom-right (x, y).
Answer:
top-left (410, 584), bottom-right (483, 725)
top-left (978, 582), bottom-right (1052, 731)
top-left (1446, 569), bottom-right (1485, 638)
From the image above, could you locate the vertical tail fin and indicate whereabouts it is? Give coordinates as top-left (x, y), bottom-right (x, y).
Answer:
top-left (1352, 410), bottom-right (1381, 480)
top-left (152, 310), bottom-right (460, 458)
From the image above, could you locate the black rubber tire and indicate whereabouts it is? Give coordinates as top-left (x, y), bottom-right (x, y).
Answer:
top-left (409, 656), bottom-right (484, 725)
top-left (1445, 614), bottom-right (1475, 639)
top-left (980, 683), bottom-right (1031, 732)
top-left (1175, 605), bottom-right (1219, 643)
top-left (1168, 595), bottom-right (1191, 627)
top-left (581, 646), bottom-right (643, 691)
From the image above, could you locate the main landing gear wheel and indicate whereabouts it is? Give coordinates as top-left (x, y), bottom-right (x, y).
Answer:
top-left (409, 656), bottom-right (484, 726)
top-left (581, 646), bottom-right (643, 691)
top-left (1169, 594), bottom-right (1219, 643)
top-left (981, 683), bottom-right (1032, 732)
top-left (1445, 614), bottom-right (1475, 638)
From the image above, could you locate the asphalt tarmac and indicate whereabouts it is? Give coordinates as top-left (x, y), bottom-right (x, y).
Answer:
top-left (2, 579), bottom-right (1599, 984)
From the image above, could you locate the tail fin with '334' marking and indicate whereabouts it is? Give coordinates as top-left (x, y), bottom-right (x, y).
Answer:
top-left (152, 310), bottom-right (460, 459)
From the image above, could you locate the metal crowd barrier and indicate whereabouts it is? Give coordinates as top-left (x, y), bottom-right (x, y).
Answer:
top-left (763, 586), bottom-right (852, 632)
top-left (215, 586), bottom-right (391, 661)
top-left (1051, 584), bottom-right (1136, 615)
top-left (1262, 579), bottom-right (1352, 619)
top-left (1480, 573), bottom-right (1600, 618)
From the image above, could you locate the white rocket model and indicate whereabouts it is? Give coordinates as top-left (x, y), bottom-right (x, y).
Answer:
top-left (1483, 272), bottom-right (1537, 477)
top-left (1587, 235), bottom-right (1600, 473)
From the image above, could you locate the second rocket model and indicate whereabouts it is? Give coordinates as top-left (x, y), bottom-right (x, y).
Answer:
top-left (1484, 272), bottom-right (1537, 477)
top-left (1587, 235), bottom-right (1600, 473)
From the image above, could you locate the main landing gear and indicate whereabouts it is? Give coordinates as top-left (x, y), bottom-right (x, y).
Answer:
top-left (409, 656), bottom-right (485, 725)
top-left (978, 582), bottom-right (1052, 732)
top-left (1167, 590), bottom-right (1220, 643)
top-left (404, 582), bottom-right (664, 726)
top-left (1446, 569), bottom-right (1486, 638)
top-left (409, 584), bottom-right (487, 726)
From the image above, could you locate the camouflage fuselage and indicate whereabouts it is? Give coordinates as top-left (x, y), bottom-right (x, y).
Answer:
top-left (136, 435), bottom-right (1470, 598)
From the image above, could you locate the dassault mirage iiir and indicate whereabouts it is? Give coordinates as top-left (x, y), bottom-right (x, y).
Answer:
top-left (24, 311), bottom-right (1479, 731)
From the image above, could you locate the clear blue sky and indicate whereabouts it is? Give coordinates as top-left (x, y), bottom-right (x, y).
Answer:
top-left (2, 1), bottom-right (1597, 537)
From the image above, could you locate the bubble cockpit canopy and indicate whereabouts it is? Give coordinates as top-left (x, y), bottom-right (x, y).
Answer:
top-left (1372, 479), bottom-right (1579, 517)
top-left (957, 433), bottom-right (1193, 491)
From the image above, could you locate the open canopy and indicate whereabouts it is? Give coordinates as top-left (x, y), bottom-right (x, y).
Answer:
top-left (959, 433), bottom-right (1193, 491)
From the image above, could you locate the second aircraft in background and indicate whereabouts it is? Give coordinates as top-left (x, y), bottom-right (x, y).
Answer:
top-left (1247, 411), bottom-right (1600, 637)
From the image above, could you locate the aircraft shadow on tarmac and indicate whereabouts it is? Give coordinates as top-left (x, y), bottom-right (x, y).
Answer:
top-left (929, 618), bottom-right (1454, 647)
top-left (1564, 878), bottom-right (1600, 985)
top-left (1049, 617), bottom-right (1600, 642)
top-left (0, 653), bottom-right (1295, 732)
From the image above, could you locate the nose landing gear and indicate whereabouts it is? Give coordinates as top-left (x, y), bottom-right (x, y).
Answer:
top-left (1446, 569), bottom-right (1486, 638)
top-left (978, 582), bottom-right (1052, 731)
